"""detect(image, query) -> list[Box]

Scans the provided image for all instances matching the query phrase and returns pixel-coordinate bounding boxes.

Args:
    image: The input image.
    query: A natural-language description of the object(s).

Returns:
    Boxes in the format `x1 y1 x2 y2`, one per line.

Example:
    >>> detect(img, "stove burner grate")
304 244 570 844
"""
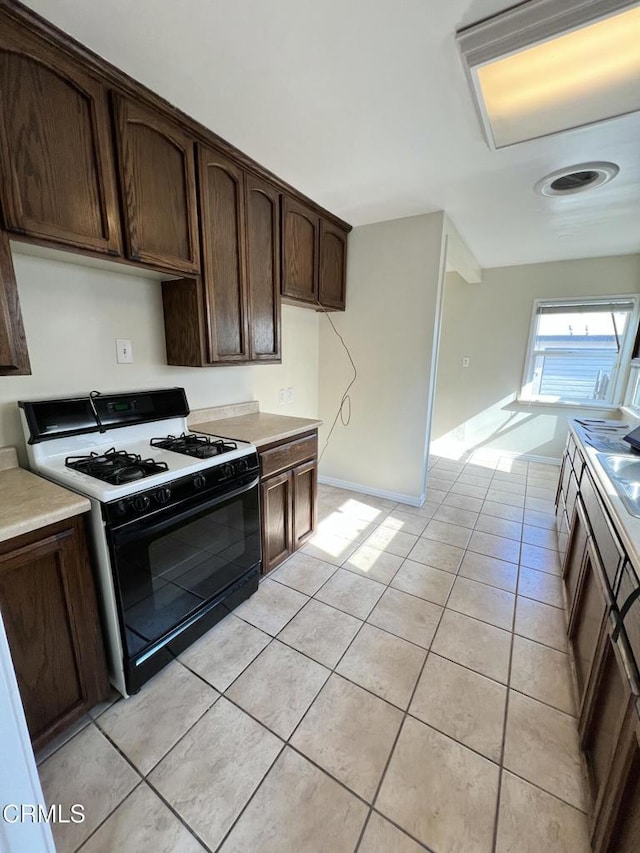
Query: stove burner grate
150 433 238 459
66 448 169 485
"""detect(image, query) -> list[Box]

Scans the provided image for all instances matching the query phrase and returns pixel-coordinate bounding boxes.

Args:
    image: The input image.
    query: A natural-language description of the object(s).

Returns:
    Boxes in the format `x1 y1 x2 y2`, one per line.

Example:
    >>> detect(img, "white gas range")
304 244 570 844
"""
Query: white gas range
19 388 261 696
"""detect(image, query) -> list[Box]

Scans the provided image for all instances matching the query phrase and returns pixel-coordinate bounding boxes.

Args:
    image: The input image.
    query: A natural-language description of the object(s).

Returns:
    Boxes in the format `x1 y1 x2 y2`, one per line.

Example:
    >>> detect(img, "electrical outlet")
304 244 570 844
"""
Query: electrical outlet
462 357 470 368
278 388 287 405
287 387 294 403
116 338 133 364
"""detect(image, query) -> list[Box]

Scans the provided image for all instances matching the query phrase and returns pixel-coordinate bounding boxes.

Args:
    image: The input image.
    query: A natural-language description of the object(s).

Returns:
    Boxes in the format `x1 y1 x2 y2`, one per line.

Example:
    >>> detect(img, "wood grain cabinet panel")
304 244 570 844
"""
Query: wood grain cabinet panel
282 196 319 304
563 497 589 622
260 470 293 574
319 219 347 310
197 145 248 362
293 459 317 549
259 431 318 573
113 96 200 273
569 540 609 709
0 517 109 751
246 174 281 361
0 230 30 375
0 20 121 254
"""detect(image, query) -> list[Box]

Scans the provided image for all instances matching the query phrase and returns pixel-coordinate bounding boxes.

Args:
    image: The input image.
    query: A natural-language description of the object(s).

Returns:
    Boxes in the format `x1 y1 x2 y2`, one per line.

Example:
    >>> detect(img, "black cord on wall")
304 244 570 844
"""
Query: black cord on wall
314 301 357 461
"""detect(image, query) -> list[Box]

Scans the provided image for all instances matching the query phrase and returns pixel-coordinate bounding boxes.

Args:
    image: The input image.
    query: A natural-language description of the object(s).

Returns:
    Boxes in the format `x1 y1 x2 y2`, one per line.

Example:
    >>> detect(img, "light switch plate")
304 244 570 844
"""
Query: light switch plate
116 338 133 364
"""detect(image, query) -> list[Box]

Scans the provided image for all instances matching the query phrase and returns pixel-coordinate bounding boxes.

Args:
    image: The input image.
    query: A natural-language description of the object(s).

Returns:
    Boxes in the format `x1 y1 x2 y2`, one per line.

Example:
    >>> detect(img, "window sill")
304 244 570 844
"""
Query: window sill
516 399 621 412
620 406 640 420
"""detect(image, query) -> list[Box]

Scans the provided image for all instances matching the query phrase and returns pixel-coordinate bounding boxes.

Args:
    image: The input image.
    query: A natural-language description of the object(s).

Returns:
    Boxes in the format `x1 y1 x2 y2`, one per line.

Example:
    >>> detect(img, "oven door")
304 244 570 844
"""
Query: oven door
107 477 260 679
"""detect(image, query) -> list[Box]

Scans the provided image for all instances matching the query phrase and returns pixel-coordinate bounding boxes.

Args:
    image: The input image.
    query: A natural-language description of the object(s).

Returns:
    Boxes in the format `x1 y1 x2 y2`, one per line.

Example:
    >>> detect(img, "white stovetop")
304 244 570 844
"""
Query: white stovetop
24 417 254 502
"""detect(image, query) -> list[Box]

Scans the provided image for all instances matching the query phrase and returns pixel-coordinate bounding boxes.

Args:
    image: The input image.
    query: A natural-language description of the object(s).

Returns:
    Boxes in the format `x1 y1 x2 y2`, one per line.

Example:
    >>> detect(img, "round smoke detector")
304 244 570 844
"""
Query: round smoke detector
535 162 619 197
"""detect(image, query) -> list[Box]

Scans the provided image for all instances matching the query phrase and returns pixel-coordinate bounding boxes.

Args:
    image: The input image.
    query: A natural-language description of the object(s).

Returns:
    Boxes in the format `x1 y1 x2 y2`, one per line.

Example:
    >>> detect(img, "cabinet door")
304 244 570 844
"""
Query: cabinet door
319 219 347 310
293 459 317 549
260 471 293 573
282 196 319 303
569 539 609 710
246 174 281 361
0 230 30 375
198 145 248 362
0 518 109 751
589 667 640 852
581 631 634 807
114 96 199 273
564 497 589 622
0 21 121 254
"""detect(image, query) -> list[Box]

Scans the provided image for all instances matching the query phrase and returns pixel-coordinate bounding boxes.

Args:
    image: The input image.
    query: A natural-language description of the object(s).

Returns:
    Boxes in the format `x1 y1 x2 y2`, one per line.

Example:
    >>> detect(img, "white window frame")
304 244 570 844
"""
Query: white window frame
519 295 640 408
623 360 640 416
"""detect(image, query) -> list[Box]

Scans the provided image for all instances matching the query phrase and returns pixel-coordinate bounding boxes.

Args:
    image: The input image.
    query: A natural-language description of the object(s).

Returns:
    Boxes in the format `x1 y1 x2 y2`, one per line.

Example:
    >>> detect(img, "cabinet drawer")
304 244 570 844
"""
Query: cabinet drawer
260 433 317 478
582 470 623 592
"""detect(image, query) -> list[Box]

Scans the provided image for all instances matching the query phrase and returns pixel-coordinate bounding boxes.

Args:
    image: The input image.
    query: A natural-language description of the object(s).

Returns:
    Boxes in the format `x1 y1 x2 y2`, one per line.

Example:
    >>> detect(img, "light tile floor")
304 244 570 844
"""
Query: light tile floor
36 454 592 852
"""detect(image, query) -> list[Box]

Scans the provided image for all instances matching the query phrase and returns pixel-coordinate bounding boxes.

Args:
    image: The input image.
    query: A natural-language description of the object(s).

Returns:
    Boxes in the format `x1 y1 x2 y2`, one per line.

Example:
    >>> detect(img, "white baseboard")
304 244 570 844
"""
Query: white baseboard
317 475 425 507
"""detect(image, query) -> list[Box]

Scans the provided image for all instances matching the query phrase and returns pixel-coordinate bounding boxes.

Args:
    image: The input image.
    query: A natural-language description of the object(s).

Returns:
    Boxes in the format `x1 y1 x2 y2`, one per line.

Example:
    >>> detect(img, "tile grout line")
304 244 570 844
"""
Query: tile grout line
55 472 560 853
353 535 467 853
490 502 525 853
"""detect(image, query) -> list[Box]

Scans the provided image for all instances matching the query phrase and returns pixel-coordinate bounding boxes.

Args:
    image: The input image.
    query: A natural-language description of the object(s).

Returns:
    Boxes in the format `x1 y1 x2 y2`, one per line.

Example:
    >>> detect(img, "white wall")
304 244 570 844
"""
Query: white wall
318 212 445 503
431 255 640 461
0 249 320 460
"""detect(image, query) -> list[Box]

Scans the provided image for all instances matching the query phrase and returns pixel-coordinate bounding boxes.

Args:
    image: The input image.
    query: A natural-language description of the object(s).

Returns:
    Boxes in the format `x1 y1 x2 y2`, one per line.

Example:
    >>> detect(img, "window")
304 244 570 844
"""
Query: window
520 297 640 406
624 363 640 414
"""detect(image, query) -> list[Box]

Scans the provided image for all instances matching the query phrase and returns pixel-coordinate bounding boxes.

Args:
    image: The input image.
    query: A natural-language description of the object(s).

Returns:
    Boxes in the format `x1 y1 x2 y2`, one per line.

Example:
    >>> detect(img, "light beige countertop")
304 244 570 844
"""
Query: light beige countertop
189 404 322 449
0 447 91 544
569 421 640 569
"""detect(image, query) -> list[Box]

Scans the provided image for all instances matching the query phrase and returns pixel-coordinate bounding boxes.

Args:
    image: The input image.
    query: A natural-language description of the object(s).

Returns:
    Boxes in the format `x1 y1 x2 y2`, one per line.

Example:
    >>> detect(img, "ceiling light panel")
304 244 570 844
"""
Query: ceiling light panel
457 0 640 148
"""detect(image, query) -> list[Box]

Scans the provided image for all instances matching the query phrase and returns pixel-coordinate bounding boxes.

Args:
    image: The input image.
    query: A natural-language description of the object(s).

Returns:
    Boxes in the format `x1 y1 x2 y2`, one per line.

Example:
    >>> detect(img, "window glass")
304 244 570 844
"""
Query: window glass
521 299 637 405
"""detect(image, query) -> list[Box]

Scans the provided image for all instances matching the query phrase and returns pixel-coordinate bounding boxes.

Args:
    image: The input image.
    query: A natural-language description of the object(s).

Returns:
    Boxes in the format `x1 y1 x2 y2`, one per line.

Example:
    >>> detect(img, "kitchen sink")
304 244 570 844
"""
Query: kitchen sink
596 453 640 516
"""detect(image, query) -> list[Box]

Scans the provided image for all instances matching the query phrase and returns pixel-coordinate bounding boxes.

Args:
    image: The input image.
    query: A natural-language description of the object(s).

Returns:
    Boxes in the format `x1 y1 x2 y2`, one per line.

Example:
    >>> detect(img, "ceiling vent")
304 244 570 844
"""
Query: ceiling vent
535 162 620 197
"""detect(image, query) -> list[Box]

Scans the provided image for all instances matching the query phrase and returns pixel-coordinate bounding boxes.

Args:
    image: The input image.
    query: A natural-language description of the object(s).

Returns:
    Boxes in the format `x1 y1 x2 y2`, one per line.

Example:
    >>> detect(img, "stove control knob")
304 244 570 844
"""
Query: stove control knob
155 487 172 505
132 494 151 512
193 474 206 490
238 458 249 473
223 462 236 479
115 500 128 516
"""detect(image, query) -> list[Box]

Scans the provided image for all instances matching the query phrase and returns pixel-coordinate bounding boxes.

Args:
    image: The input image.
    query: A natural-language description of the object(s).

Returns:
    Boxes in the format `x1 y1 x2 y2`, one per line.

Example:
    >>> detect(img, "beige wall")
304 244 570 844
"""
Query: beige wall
0 249 320 460
431 255 640 461
318 212 445 503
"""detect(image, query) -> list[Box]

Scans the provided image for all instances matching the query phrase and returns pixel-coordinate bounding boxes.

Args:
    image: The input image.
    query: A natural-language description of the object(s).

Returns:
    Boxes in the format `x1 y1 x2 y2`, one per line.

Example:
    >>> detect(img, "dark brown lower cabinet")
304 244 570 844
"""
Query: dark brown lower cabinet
582 627 640 852
260 470 293 574
563 497 589 622
0 516 109 751
293 459 317 549
568 537 609 711
259 431 318 574
559 431 640 850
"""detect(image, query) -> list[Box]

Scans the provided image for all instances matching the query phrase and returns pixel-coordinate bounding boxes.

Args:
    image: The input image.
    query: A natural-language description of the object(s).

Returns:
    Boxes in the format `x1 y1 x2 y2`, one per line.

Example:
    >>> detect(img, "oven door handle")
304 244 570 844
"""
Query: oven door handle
110 476 260 545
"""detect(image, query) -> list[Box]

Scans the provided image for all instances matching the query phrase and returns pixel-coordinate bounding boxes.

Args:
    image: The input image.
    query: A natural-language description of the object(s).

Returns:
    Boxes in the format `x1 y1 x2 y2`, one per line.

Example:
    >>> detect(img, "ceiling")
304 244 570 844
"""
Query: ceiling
22 0 640 268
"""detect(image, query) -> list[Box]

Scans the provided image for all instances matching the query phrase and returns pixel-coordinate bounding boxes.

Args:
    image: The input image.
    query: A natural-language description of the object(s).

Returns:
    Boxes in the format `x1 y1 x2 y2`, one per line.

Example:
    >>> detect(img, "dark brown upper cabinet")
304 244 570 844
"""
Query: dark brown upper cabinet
0 229 30 375
319 219 347 310
245 174 281 361
113 96 200 274
198 145 248 363
281 196 319 304
0 20 122 255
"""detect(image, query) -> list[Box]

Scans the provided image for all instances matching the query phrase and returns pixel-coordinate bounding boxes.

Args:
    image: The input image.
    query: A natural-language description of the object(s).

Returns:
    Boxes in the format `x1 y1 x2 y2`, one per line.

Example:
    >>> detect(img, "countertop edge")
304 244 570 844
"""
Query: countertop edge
0 468 91 545
191 413 322 449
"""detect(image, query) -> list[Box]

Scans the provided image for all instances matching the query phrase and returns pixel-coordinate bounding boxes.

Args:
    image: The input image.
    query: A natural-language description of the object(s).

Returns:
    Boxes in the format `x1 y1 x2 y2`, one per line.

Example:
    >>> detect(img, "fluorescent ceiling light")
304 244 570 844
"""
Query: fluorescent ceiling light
457 0 640 148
